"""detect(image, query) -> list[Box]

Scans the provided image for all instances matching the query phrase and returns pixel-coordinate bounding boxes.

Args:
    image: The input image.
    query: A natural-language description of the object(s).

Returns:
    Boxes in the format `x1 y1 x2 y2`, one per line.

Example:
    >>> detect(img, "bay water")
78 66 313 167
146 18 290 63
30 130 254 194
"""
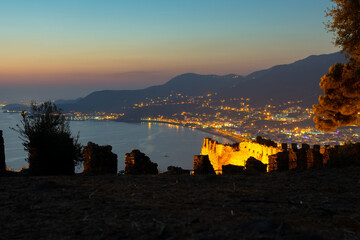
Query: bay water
0 111 231 172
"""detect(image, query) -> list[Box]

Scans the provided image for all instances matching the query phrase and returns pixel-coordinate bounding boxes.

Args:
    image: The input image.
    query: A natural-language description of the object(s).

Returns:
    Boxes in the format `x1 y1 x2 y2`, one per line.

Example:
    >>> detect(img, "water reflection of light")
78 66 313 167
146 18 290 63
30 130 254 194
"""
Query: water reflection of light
148 122 151 129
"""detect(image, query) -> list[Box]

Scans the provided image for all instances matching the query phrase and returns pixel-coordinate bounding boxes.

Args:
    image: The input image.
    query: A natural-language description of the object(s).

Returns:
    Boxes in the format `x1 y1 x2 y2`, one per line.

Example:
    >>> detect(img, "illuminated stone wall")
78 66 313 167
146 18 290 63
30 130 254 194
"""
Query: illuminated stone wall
201 138 360 173
200 138 281 172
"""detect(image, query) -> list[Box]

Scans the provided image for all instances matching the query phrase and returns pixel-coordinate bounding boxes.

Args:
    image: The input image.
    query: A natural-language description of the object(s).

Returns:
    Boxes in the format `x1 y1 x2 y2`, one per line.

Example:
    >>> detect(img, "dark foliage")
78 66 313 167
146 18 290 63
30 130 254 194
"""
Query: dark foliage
313 60 360 131
13 101 82 175
314 0 360 131
325 0 360 59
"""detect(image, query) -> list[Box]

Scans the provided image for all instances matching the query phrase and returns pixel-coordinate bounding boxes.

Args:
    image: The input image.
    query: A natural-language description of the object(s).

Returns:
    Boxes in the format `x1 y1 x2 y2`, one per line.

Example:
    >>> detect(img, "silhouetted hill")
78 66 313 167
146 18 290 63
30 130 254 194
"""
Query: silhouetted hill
61 73 245 113
159 73 245 95
54 98 82 105
60 52 346 113
228 52 346 106
2 104 29 112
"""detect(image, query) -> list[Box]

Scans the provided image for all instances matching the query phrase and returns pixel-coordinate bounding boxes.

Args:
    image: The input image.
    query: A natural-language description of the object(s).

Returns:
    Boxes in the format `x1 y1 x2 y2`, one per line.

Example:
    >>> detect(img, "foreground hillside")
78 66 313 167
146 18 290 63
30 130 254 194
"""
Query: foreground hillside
1 168 359 239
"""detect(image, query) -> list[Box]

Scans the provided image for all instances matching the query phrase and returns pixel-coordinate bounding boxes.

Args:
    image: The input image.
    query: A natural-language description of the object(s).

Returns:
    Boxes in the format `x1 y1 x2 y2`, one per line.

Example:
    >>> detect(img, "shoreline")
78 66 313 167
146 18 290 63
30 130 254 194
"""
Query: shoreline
77 117 244 144
138 119 244 144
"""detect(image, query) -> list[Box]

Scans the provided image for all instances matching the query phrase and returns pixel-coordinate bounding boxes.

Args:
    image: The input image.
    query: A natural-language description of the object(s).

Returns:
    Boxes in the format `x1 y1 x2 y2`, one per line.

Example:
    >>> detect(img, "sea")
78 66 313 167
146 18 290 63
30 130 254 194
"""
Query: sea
0 110 231 172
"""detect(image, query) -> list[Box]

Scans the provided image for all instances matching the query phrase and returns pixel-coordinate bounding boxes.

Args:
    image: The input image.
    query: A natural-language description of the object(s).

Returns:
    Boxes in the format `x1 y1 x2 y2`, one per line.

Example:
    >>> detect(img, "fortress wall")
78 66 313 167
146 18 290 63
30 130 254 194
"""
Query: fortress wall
201 138 281 172
201 138 360 173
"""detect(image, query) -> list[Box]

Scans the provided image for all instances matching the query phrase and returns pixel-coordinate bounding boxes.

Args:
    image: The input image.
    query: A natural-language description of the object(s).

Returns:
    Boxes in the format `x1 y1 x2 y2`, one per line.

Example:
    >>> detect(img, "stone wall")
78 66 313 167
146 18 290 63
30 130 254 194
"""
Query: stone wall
200 138 360 173
125 149 158 175
322 143 360 167
201 138 280 172
193 155 216 175
83 142 118 175
268 143 358 171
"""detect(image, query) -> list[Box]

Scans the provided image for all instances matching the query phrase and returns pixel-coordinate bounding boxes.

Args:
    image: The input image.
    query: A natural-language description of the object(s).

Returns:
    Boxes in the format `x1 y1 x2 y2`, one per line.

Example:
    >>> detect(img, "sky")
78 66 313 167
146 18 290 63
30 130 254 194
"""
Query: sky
0 0 338 103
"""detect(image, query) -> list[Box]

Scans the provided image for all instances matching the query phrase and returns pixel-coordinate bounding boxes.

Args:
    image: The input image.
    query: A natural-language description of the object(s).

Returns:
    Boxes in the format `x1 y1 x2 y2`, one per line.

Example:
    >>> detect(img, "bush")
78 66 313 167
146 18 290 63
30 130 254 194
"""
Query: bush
13 101 82 175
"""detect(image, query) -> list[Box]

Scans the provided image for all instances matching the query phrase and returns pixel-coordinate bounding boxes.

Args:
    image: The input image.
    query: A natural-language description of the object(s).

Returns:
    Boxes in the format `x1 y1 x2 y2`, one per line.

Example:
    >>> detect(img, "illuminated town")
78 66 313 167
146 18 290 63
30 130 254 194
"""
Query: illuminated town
56 93 360 146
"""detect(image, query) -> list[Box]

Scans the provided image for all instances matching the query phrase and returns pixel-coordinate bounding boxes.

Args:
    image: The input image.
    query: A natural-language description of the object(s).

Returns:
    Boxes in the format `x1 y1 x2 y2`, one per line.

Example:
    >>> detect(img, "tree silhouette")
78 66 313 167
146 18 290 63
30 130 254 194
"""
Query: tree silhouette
325 0 360 59
13 101 82 175
313 0 360 131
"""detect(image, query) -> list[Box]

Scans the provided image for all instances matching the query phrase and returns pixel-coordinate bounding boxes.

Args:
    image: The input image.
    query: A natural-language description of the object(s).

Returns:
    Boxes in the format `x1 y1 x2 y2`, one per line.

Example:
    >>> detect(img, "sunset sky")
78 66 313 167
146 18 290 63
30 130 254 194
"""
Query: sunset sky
0 0 338 102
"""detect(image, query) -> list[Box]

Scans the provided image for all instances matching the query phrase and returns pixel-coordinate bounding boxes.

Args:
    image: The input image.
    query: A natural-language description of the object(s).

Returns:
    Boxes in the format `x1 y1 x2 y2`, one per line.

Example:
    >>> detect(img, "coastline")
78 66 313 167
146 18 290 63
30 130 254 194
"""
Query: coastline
193 126 242 143
139 119 244 144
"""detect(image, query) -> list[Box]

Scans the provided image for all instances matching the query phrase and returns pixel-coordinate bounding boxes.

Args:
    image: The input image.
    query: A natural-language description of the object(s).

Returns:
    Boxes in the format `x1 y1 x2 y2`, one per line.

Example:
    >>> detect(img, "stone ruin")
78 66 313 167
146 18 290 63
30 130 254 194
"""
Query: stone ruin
124 149 158 175
194 155 267 174
322 143 360 167
193 155 216 175
245 157 267 173
268 143 360 172
198 137 360 174
83 142 118 175
268 143 324 172
0 130 6 172
201 138 280 173
267 143 290 172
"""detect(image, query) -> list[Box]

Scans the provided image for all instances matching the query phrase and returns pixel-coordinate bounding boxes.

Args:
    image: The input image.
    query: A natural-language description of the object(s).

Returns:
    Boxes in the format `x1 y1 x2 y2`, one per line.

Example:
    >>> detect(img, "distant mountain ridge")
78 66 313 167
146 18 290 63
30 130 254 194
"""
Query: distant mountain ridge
58 52 346 113
228 52 347 105
59 73 246 113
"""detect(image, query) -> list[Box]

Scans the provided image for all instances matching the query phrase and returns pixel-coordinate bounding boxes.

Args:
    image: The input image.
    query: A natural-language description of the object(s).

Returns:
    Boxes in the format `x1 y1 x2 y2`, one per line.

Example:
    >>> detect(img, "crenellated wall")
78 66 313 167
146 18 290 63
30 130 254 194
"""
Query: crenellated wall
201 138 360 174
201 138 281 172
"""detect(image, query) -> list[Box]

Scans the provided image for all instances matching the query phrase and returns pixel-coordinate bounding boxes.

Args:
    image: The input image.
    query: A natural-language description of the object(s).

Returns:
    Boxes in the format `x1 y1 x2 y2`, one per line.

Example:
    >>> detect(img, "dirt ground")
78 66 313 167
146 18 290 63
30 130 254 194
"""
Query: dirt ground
0 167 359 240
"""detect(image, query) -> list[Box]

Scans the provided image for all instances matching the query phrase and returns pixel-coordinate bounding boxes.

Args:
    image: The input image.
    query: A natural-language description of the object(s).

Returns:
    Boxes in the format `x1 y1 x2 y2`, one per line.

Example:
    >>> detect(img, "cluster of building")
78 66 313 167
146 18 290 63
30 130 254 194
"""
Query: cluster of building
65 112 124 121
57 92 360 146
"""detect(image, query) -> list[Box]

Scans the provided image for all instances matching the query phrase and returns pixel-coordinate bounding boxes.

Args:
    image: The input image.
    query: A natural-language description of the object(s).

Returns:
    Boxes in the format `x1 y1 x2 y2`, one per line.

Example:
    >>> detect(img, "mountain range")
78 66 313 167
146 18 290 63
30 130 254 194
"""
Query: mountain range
225 52 346 106
56 52 346 114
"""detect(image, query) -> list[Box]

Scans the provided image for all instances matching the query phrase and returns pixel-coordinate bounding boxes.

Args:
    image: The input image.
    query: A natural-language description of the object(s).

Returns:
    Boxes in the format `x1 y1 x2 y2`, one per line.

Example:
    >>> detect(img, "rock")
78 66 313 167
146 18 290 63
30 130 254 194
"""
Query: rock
125 149 158 175
83 142 118 175
193 155 216 175
245 157 267 173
